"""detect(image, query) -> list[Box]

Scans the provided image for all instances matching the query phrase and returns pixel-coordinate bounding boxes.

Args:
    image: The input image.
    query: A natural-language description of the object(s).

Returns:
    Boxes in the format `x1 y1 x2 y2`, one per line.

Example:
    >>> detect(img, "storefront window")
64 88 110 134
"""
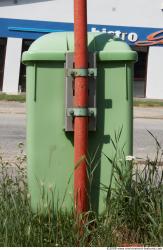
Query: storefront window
19 39 33 92
0 38 7 91
133 46 148 98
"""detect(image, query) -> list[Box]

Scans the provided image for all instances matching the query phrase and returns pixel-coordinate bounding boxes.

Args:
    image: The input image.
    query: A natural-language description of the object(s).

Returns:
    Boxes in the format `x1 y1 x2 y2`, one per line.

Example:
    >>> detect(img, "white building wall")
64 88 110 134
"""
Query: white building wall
146 47 163 99
0 0 163 29
2 37 22 94
0 0 163 97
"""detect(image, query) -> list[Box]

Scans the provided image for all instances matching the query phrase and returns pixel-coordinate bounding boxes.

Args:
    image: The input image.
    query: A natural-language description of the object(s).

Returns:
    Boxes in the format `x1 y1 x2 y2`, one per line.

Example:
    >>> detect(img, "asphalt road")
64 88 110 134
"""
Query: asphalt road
134 118 163 159
0 113 26 161
0 102 163 161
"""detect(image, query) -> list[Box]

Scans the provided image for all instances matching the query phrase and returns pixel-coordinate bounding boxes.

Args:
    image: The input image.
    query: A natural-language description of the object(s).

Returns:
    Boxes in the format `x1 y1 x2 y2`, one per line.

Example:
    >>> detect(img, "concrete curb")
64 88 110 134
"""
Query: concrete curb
0 110 26 114
134 106 163 120
134 116 163 120
0 101 26 114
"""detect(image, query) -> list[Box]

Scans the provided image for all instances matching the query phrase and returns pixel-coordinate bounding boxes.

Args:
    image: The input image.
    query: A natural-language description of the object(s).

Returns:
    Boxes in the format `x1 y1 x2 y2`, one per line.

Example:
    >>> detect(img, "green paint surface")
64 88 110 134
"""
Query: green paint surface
22 32 137 213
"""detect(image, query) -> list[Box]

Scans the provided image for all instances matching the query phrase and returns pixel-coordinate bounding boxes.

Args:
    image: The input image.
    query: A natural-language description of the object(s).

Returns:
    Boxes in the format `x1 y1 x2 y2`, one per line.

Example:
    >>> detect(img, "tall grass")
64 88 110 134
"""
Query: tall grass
0 136 162 247
103 131 163 246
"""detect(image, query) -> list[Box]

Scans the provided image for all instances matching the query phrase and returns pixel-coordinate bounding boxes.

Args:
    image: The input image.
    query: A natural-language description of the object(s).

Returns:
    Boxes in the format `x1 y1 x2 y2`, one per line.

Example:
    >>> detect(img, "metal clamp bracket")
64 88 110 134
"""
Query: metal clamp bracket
67 108 96 117
65 52 97 131
66 68 97 77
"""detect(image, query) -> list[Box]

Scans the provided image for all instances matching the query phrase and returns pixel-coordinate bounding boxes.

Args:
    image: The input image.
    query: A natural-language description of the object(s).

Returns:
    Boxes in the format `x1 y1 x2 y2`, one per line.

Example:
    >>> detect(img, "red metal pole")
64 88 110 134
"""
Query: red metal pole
74 0 88 214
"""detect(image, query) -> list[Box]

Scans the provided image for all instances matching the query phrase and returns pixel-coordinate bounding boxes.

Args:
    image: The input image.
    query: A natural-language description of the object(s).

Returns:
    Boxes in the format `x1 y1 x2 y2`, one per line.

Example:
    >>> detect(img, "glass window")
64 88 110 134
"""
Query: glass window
0 38 7 91
132 46 148 98
19 39 33 92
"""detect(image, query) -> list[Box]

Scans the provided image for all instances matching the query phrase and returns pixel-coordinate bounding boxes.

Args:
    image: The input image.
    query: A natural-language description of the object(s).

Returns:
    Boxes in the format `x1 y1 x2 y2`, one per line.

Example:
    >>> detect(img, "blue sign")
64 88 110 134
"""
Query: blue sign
0 18 163 46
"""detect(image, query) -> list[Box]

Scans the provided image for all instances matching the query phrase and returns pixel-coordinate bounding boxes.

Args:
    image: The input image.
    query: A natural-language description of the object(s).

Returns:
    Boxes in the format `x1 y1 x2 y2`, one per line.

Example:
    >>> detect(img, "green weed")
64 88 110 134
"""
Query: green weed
0 135 162 246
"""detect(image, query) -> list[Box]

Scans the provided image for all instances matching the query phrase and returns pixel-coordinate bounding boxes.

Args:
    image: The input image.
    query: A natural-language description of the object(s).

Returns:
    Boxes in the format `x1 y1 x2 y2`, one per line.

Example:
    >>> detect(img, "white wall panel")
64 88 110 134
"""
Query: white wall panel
3 37 22 94
0 0 163 28
146 46 163 99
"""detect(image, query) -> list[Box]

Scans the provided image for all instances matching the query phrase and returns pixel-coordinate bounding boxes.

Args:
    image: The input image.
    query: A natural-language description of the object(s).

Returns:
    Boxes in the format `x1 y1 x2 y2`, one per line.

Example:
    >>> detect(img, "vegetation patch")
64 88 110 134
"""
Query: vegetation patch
0 136 162 247
0 93 163 107
0 93 26 103
134 98 163 107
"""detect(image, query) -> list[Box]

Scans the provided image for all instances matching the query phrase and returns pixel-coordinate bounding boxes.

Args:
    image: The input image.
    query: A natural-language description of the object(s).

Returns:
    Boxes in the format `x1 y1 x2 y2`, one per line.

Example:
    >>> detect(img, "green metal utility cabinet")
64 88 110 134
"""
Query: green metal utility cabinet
22 32 137 214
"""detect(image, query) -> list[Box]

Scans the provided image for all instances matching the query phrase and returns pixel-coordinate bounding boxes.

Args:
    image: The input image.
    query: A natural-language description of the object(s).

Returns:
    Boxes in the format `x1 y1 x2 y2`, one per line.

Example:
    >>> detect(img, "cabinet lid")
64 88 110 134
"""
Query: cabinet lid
22 32 137 64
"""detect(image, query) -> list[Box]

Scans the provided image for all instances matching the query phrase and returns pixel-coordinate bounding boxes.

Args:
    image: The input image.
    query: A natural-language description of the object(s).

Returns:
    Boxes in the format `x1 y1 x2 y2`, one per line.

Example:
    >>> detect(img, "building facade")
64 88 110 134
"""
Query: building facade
0 0 163 98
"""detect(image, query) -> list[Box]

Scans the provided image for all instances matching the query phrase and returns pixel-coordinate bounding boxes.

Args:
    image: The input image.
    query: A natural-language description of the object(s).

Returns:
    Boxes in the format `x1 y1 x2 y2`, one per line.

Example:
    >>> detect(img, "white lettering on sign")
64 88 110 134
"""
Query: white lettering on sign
91 27 139 43
91 27 100 32
128 32 138 42
108 31 115 36
102 28 107 33
114 30 121 38
121 32 127 41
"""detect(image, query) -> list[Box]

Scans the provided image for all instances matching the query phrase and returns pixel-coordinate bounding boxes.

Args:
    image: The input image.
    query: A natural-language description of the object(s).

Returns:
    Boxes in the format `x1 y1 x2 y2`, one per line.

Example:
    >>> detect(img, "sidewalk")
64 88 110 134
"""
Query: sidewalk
0 101 163 119
0 101 26 114
134 106 163 119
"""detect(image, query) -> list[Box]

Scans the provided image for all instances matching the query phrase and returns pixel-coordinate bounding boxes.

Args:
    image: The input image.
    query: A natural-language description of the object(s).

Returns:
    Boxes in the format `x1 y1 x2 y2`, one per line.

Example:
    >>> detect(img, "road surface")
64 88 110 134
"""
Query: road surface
0 101 163 161
134 118 163 159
